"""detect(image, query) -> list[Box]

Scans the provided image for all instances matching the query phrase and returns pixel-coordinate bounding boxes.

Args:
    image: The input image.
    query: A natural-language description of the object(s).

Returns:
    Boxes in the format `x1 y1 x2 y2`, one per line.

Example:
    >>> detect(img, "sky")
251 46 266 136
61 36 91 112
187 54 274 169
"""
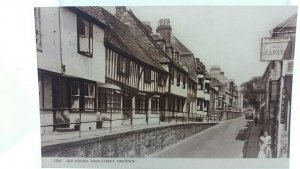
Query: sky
103 6 297 86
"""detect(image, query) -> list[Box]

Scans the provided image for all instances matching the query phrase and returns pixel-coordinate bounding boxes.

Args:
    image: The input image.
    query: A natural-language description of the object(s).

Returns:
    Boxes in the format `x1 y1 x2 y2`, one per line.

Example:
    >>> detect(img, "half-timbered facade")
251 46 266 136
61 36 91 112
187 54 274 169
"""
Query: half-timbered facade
98 7 168 125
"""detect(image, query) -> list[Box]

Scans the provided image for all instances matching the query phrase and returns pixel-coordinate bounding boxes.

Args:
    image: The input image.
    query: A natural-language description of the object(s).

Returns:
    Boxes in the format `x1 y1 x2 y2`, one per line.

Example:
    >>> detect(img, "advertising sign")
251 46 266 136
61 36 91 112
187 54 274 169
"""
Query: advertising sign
261 37 292 61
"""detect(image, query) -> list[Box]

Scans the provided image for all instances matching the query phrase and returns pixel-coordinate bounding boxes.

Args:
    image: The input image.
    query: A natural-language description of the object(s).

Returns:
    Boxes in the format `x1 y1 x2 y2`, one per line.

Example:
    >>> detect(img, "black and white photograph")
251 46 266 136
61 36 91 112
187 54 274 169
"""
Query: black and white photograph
35 5 297 160
1 2 298 169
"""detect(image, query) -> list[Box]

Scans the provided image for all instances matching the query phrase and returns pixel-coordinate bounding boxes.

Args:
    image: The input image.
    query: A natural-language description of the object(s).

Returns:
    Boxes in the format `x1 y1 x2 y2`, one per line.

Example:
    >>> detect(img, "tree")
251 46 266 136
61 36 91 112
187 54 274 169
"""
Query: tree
240 76 262 110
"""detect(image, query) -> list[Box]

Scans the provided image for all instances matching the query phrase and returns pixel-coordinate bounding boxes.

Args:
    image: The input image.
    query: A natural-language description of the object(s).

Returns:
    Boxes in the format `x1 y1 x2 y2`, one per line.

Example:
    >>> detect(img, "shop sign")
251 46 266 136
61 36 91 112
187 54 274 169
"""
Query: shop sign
261 37 292 61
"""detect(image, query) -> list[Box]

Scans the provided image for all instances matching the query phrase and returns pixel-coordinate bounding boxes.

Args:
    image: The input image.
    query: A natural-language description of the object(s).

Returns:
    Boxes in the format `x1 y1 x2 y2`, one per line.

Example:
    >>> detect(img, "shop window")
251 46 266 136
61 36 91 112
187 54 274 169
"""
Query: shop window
77 16 93 57
118 56 130 75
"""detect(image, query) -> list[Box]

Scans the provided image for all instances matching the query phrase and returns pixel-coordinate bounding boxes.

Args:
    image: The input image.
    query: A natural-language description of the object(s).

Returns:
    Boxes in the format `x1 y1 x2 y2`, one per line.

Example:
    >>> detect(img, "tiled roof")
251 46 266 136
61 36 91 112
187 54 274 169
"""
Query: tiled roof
76 7 107 26
171 36 197 81
178 54 197 82
195 58 206 73
77 7 167 72
171 37 193 55
127 10 189 74
275 13 297 29
125 10 170 63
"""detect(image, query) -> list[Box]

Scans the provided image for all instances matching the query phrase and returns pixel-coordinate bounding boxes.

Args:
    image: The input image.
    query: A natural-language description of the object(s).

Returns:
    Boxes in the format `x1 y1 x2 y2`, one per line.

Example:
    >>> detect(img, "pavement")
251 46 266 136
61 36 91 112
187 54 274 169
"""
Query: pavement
243 121 262 158
149 116 248 158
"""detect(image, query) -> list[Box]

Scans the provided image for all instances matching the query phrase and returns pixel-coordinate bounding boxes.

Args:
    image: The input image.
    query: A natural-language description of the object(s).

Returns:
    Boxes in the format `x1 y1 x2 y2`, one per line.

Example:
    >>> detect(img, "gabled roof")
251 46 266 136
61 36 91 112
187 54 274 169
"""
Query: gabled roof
171 37 193 55
125 10 170 63
194 58 206 74
75 7 107 27
126 9 189 74
77 7 167 73
275 13 297 29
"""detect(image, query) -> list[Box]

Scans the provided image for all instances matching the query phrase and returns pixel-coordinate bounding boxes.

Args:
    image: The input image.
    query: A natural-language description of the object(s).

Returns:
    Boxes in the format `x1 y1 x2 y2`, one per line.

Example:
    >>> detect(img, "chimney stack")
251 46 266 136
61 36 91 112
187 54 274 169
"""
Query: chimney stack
156 18 172 43
115 6 127 20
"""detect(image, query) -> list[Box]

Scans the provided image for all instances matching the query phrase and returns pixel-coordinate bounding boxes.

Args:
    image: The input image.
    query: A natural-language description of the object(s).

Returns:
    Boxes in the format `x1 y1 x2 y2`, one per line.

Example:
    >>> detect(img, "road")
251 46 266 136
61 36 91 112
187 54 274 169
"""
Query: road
149 116 248 158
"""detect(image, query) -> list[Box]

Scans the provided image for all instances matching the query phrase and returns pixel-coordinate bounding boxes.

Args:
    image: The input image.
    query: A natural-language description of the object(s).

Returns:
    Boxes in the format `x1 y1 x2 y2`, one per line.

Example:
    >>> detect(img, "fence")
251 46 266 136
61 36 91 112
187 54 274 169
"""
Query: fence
40 108 224 136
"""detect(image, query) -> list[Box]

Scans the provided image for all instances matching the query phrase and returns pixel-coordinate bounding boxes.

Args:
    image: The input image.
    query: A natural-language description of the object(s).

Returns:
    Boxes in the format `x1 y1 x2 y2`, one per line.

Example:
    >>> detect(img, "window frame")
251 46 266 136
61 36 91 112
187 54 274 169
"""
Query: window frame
117 56 130 76
144 68 152 83
176 71 180 86
77 15 93 57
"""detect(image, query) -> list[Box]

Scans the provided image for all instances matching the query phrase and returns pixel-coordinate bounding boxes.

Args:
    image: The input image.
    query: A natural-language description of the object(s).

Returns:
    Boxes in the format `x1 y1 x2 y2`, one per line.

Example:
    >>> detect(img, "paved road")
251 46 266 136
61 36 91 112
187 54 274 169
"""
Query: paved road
150 116 248 158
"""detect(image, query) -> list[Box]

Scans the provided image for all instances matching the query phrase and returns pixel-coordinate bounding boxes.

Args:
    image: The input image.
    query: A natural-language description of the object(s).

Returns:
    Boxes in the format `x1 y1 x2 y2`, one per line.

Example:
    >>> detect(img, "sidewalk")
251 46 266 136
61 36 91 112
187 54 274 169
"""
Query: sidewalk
244 121 262 158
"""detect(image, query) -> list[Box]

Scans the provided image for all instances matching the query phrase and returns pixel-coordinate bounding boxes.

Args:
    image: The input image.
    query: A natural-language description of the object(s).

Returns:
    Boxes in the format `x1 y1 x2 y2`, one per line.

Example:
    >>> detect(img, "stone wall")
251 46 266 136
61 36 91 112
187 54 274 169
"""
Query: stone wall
222 111 242 120
42 123 217 158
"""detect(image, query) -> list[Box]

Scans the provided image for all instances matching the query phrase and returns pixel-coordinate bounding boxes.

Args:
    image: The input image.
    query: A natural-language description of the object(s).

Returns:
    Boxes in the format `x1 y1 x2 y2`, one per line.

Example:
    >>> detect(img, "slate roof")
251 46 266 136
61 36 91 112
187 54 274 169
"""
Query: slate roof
76 7 167 73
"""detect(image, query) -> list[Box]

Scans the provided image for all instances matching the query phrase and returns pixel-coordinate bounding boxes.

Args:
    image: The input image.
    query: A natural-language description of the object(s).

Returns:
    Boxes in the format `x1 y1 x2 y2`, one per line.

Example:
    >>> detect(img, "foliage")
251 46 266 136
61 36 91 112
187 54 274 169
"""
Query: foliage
240 76 262 110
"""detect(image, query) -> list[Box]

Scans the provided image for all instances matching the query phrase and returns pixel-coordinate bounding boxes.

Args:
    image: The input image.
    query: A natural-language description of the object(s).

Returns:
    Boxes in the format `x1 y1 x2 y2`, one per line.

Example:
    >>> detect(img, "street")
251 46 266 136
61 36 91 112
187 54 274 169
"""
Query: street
150 116 248 158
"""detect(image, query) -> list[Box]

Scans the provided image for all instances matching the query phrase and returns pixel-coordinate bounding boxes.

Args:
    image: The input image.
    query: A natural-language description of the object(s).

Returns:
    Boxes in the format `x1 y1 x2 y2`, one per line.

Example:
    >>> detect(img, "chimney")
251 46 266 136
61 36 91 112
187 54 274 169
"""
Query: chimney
156 18 172 43
115 6 127 20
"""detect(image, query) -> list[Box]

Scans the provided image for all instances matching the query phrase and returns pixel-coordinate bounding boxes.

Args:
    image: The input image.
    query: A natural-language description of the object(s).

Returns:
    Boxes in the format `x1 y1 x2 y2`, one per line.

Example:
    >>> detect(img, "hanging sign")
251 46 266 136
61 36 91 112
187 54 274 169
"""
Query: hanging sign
261 37 292 61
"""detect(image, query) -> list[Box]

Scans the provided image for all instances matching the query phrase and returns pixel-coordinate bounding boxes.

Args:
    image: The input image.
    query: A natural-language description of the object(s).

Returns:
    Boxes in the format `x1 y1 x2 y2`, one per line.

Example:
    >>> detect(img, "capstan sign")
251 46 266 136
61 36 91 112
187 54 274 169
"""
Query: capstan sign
260 37 292 61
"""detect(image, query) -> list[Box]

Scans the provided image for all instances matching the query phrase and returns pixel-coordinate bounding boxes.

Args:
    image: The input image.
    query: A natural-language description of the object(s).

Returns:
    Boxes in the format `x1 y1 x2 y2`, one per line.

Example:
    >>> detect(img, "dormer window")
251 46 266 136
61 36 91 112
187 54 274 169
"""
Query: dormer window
77 16 93 57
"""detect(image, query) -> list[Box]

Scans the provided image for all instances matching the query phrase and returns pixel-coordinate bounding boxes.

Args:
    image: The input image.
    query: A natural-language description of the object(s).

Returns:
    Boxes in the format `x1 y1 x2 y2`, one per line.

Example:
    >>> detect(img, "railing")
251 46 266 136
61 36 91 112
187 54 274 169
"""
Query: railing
40 108 222 137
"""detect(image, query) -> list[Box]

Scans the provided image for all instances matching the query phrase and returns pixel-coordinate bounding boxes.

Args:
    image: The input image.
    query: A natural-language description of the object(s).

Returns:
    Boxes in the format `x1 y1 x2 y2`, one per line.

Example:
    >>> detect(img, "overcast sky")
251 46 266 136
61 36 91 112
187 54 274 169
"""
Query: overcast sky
104 6 297 86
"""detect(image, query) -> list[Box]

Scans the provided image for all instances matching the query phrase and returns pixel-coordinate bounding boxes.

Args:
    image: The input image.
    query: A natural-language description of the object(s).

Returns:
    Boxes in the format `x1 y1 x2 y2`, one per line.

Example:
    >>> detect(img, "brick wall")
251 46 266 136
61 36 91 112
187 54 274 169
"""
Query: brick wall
42 123 217 157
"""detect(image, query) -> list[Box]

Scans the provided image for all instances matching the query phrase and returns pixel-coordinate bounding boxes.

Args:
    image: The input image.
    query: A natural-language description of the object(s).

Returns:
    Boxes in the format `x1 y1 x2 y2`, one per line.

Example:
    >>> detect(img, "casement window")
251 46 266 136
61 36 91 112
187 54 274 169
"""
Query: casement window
136 95 146 114
158 74 164 86
84 83 95 110
117 56 130 75
204 101 208 112
205 83 210 93
99 88 121 113
177 71 180 86
197 99 203 111
70 81 80 109
144 68 152 83
151 97 160 114
182 76 186 89
34 7 42 51
198 78 203 90
170 68 174 84
77 16 93 57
